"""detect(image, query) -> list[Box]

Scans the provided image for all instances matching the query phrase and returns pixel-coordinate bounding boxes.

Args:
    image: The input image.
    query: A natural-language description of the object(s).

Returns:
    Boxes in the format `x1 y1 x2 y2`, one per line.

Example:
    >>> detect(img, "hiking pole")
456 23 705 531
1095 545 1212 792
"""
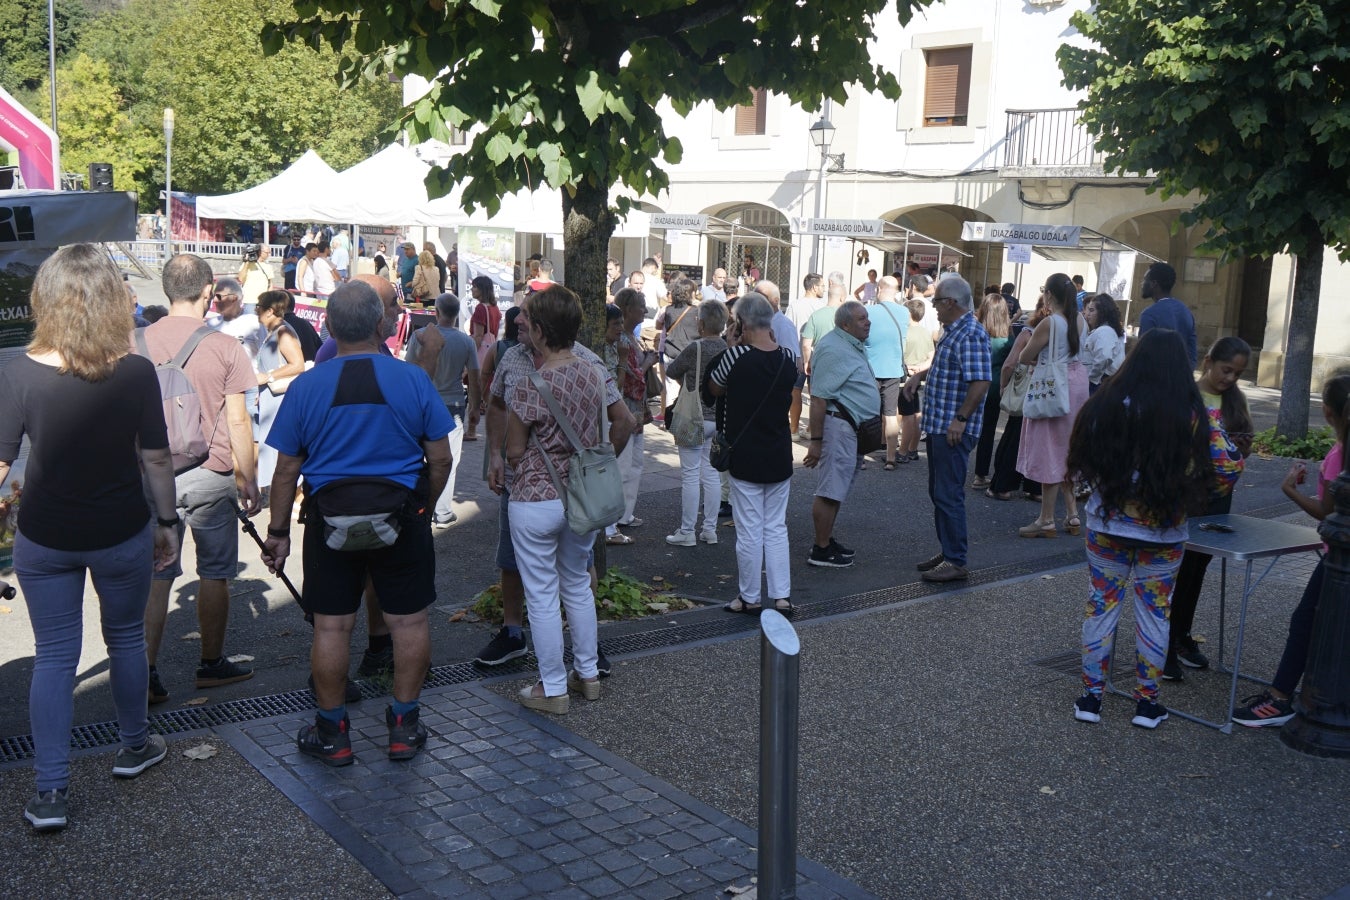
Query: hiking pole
233 501 308 622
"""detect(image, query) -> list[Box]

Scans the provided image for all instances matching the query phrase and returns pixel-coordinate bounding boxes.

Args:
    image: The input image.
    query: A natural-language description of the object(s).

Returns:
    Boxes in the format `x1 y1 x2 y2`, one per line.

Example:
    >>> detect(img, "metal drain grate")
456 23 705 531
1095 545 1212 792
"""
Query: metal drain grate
0 547 1096 764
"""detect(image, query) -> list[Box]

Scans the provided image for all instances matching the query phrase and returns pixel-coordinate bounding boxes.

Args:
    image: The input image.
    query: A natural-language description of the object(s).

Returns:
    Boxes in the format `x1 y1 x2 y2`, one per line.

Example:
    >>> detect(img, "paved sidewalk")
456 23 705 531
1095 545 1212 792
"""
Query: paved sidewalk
223 685 866 899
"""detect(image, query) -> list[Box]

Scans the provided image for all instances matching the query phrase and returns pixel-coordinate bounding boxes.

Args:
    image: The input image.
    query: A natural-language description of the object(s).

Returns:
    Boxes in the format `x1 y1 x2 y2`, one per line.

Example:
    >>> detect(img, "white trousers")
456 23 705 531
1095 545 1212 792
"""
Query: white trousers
729 476 792 604
508 499 598 695
676 421 720 534
432 409 466 521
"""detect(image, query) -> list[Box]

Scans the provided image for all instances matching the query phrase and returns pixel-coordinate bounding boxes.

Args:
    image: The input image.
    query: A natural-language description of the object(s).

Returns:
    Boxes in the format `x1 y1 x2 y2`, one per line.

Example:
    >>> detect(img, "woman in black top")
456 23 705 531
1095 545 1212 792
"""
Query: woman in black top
707 292 796 615
0 244 180 832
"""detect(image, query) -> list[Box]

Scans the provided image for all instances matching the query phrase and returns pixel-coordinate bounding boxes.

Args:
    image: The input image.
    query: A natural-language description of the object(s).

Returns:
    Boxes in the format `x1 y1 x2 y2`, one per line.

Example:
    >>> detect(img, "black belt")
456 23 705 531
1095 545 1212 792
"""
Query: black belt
826 409 851 422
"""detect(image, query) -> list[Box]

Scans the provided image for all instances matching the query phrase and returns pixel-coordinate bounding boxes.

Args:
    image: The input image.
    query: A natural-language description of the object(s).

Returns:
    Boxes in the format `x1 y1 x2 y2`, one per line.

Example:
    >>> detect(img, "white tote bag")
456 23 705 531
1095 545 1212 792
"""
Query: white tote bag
670 340 706 448
1023 316 1070 419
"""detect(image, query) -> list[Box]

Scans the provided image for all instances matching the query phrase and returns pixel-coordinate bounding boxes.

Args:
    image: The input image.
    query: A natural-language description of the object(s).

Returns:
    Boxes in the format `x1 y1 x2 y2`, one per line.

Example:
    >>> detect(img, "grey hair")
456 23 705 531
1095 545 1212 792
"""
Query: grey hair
753 279 781 307
835 300 865 328
937 274 975 311
698 298 728 334
735 292 775 331
538 258 554 275
826 270 847 300
435 292 460 320
213 276 242 297
326 281 383 342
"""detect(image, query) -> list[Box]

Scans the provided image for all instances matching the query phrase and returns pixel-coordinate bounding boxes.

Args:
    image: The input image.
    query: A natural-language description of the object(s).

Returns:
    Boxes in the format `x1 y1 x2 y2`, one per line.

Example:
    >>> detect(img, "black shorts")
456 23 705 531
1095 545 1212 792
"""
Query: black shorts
794 371 807 390
301 506 436 617
877 378 904 417
897 386 921 417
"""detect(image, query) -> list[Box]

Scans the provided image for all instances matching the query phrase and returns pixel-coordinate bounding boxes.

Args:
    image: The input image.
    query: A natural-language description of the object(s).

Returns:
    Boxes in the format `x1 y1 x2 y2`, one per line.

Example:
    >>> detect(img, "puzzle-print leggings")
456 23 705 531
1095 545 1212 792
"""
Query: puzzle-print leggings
1081 530 1184 702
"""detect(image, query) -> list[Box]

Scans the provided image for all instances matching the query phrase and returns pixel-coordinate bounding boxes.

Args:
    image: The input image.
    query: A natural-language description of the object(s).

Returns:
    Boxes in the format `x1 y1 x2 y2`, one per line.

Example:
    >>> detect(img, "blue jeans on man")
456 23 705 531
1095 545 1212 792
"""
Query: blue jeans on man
926 432 977 567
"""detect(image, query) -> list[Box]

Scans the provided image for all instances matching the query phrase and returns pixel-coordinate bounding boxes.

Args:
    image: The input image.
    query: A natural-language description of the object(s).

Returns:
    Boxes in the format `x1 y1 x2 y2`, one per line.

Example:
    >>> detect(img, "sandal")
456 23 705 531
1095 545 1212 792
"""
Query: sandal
605 533 635 546
770 598 795 618
1064 515 1083 536
725 597 762 615
1018 520 1058 539
971 476 990 489
984 489 1014 501
883 462 897 471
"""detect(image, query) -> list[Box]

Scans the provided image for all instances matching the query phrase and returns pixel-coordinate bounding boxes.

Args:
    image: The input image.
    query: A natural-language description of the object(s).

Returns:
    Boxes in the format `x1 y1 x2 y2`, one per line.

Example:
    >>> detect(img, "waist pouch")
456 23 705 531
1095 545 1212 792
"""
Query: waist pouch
308 476 425 552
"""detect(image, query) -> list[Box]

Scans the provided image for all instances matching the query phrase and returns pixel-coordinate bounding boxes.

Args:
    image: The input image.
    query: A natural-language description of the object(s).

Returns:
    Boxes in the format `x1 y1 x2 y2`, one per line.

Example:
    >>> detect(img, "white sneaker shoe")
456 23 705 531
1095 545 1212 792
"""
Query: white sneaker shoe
665 530 696 547
699 530 718 545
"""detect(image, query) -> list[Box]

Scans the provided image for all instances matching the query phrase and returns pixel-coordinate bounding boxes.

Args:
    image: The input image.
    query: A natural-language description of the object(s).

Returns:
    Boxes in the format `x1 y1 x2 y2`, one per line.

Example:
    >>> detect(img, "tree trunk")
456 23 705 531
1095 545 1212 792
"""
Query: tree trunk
560 182 618 574
561 183 617 351
1277 232 1324 439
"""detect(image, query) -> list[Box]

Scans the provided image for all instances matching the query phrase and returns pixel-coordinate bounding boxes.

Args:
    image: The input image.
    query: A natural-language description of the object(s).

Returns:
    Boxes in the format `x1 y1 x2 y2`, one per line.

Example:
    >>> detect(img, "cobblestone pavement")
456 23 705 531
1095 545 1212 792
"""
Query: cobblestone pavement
223 684 872 899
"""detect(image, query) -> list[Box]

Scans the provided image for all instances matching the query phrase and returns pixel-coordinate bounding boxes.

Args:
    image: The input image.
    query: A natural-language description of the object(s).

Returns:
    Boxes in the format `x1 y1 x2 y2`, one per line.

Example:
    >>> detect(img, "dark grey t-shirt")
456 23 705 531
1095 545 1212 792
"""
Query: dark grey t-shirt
404 325 479 406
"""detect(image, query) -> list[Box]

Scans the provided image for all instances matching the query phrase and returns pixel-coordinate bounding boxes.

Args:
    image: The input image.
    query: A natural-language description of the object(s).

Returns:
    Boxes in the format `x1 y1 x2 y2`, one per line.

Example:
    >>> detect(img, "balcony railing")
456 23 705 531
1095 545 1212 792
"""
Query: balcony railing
1003 108 1107 170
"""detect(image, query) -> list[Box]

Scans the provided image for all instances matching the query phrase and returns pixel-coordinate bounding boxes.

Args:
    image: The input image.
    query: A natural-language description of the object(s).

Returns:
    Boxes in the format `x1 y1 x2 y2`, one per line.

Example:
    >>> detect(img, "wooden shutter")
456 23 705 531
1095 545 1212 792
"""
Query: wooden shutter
734 88 767 135
923 47 972 126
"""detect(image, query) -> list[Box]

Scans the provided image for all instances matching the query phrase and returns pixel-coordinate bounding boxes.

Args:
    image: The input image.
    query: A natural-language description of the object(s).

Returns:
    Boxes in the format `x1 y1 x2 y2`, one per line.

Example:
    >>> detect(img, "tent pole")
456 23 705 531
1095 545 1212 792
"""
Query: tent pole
353 224 361 280
981 242 989 293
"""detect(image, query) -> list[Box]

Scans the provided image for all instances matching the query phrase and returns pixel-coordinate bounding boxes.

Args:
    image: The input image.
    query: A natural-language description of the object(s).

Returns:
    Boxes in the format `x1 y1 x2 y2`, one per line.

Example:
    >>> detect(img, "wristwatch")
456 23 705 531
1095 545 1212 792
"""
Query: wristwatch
954 414 968 423
157 515 181 528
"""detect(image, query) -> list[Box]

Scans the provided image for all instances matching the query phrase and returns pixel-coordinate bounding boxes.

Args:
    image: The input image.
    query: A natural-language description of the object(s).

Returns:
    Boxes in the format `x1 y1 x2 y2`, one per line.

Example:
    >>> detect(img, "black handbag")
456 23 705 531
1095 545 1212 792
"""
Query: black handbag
838 405 885 456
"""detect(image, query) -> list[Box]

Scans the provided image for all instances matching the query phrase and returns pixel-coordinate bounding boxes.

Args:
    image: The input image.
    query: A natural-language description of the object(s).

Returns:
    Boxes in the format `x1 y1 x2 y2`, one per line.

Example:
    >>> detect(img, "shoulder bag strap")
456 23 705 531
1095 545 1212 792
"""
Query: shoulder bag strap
171 325 216 369
876 301 906 363
527 368 589 453
726 350 788 450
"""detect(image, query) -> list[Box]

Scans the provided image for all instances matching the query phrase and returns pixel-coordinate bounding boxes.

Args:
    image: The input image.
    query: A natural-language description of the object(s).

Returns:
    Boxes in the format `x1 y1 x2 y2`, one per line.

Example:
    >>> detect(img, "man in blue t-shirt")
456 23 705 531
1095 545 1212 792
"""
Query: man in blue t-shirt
261 280 453 767
1138 262 1198 370
865 276 909 469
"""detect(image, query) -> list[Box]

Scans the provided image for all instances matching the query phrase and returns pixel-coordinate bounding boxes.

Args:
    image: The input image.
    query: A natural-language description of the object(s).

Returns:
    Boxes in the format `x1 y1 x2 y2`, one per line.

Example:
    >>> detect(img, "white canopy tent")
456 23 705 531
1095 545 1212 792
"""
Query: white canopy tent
194 150 339 221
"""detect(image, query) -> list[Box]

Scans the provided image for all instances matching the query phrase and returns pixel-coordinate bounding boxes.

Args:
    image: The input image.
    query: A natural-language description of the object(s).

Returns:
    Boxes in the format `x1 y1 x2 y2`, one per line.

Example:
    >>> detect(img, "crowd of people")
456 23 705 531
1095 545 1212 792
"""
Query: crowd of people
1 239 1343 833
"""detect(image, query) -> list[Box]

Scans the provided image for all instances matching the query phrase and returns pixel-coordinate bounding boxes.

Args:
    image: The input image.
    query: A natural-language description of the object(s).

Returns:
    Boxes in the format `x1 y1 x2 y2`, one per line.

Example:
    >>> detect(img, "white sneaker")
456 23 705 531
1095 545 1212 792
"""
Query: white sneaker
665 530 696 547
699 530 718 545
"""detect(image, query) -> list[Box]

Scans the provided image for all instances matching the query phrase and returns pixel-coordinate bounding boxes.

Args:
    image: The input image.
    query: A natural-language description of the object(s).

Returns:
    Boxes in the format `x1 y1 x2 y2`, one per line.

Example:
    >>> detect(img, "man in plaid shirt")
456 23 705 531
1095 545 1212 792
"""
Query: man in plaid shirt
901 275 991 582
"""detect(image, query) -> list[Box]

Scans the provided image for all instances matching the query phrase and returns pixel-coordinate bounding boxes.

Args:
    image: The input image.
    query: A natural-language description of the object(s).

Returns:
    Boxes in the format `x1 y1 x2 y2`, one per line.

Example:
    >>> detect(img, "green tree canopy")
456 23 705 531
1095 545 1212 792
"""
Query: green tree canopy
265 0 933 341
36 53 159 192
70 0 401 205
0 0 85 92
1059 1 1350 436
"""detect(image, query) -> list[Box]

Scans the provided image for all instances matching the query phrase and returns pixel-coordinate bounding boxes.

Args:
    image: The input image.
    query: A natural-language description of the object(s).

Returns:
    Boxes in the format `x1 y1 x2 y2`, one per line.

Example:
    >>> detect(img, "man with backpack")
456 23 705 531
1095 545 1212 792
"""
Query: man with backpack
138 254 261 705
260 280 453 765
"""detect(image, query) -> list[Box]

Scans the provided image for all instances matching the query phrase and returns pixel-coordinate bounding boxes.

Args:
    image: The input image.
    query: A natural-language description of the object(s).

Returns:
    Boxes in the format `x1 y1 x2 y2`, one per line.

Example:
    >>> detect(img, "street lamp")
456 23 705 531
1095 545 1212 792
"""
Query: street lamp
808 115 836 273
163 108 174 265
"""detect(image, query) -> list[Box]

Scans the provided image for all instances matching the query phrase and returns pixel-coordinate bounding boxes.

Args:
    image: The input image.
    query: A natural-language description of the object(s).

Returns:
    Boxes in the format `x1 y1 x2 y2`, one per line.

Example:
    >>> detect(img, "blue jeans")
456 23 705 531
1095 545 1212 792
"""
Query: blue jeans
16 524 154 791
926 432 977 567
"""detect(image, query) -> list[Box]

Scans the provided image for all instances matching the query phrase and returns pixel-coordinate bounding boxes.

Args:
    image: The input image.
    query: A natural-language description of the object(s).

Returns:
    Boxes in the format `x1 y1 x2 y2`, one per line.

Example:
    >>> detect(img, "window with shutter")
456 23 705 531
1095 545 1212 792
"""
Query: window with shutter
923 47 972 127
734 88 767 135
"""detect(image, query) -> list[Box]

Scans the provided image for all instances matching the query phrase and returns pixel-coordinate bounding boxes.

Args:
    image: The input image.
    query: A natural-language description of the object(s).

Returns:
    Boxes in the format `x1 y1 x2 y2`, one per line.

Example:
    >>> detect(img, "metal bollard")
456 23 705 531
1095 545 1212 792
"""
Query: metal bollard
758 609 800 899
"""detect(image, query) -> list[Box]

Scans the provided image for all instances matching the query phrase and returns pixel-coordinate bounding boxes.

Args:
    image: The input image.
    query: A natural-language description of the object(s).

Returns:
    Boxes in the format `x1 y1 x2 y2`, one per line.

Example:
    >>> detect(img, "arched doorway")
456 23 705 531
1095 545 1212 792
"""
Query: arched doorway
882 205 996 289
703 202 793 290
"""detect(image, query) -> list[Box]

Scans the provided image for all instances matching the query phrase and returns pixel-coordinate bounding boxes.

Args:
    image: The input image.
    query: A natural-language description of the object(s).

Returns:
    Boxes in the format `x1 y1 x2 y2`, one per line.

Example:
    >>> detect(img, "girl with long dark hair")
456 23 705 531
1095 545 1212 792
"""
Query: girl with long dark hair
1067 329 1237 728
1081 293 1125 394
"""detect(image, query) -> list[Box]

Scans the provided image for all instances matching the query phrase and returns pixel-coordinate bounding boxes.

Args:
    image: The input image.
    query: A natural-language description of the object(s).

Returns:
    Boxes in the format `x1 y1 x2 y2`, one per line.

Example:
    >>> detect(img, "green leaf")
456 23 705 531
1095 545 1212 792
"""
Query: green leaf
484 132 513 165
575 71 605 123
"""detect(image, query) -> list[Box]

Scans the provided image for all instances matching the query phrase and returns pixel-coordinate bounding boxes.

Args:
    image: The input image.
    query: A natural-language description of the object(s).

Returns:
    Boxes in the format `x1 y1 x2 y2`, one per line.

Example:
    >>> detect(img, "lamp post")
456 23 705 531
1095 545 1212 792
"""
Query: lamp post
163 108 174 265
808 115 836 275
47 0 57 135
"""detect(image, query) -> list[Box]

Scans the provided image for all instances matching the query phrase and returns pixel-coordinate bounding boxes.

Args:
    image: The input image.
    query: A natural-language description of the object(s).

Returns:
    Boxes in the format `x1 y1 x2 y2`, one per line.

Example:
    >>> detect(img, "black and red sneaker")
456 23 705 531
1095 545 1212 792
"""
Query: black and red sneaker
297 713 353 767
386 705 428 761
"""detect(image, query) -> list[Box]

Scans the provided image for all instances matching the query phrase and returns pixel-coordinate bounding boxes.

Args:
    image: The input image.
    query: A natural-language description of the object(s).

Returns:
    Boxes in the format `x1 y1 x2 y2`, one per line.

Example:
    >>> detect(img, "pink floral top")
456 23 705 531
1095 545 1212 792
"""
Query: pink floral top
509 358 605 503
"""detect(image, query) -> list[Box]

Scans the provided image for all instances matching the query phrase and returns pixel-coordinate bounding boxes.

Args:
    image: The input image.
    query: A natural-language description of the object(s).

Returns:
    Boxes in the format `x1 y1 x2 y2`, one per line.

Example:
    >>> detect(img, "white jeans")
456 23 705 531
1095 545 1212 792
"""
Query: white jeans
508 499 598 696
432 408 466 521
676 421 719 534
729 476 792 604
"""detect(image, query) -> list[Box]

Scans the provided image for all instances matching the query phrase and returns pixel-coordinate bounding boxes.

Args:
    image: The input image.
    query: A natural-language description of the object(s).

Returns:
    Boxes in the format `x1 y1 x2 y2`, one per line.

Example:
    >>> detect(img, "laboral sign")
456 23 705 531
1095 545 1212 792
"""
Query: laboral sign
961 222 1082 247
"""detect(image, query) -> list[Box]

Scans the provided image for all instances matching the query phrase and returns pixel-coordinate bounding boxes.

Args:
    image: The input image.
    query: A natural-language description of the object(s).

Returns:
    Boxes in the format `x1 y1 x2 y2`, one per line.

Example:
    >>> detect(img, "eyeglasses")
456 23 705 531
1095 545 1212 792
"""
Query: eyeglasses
933 295 954 305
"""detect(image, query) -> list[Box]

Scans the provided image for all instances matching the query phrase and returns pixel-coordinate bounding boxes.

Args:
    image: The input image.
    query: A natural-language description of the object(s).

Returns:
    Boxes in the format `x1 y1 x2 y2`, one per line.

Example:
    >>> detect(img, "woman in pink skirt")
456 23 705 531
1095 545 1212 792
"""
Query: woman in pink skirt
1015 273 1089 538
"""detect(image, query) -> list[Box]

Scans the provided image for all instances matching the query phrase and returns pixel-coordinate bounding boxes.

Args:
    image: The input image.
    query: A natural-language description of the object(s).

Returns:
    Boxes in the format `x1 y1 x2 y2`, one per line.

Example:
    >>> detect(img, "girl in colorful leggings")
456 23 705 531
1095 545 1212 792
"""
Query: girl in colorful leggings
1066 330 1237 728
